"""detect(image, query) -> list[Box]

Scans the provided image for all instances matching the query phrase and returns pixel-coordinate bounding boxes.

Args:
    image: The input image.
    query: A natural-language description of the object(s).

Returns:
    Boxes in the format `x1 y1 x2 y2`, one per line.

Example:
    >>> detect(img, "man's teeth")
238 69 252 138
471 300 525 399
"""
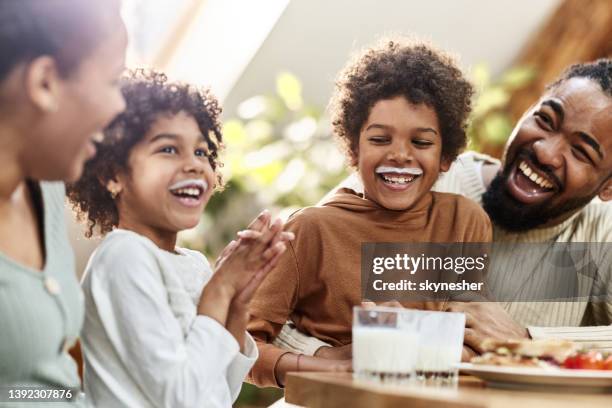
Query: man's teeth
381 174 415 184
518 161 554 189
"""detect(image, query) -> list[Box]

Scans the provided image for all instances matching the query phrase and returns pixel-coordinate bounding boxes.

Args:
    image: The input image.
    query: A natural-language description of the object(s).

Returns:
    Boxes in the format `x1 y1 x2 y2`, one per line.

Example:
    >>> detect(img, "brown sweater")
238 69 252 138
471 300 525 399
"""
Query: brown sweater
247 189 492 387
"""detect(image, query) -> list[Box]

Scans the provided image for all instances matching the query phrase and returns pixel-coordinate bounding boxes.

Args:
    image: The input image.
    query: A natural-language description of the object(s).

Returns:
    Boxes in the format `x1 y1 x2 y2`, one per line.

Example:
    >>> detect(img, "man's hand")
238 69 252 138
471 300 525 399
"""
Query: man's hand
446 302 529 354
461 345 478 362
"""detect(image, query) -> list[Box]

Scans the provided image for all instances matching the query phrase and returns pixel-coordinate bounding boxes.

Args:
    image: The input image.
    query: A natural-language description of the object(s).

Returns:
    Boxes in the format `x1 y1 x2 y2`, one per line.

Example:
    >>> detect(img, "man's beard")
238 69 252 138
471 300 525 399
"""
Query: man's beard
482 164 596 233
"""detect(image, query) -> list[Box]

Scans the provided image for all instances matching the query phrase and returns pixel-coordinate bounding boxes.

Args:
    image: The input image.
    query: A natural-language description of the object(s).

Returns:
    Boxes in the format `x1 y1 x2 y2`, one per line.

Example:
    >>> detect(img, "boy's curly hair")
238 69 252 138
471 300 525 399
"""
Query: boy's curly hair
329 38 474 167
67 69 224 237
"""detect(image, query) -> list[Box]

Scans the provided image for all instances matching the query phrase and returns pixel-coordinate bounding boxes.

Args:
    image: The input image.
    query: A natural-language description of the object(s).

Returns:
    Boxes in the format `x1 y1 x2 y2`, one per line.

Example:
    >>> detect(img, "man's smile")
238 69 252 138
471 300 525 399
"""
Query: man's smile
505 152 561 205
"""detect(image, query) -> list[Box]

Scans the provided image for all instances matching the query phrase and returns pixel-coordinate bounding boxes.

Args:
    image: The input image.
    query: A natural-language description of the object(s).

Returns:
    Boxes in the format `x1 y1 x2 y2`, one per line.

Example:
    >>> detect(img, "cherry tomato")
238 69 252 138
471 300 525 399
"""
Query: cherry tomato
563 351 604 370
563 355 580 369
603 355 612 370
577 351 603 370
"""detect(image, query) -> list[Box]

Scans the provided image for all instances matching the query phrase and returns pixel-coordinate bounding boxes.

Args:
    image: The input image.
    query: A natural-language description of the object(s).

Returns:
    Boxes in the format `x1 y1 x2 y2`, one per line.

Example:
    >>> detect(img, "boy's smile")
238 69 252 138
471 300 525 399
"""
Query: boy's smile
358 96 449 211
375 165 423 191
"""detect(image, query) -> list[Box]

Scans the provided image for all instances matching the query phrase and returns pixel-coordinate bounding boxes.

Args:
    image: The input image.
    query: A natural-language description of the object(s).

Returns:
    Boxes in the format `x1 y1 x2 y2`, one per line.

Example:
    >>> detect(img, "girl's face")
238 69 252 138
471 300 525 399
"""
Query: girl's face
21 16 127 182
357 96 449 211
114 111 216 236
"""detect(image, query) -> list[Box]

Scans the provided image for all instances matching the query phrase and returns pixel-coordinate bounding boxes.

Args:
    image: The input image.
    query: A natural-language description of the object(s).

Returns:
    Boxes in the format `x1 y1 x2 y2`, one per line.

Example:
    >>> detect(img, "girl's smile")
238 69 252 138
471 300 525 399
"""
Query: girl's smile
168 178 209 208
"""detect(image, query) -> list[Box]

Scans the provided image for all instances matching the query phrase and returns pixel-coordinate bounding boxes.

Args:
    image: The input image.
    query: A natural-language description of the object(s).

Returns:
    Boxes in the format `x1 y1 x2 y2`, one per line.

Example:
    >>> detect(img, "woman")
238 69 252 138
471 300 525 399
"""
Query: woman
0 0 126 405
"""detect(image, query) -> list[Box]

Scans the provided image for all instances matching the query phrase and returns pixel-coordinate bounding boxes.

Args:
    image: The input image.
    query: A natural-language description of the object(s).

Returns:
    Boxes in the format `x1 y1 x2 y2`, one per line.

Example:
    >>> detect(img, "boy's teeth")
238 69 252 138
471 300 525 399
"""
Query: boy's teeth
381 174 415 184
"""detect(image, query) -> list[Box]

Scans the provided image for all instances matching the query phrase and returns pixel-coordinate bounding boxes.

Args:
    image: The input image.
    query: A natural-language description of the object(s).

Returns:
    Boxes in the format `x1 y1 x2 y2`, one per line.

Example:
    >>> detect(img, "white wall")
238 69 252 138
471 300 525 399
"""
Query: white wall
222 0 560 118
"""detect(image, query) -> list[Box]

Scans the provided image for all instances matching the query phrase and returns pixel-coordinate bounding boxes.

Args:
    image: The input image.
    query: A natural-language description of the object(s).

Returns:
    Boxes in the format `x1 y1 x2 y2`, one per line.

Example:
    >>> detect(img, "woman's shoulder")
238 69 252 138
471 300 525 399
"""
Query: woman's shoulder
39 180 66 200
39 181 68 229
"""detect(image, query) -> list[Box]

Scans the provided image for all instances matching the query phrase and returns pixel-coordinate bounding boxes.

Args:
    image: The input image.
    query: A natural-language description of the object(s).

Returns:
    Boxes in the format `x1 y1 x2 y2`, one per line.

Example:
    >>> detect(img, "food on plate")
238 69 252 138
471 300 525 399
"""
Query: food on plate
471 338 612 370
562 351 612 370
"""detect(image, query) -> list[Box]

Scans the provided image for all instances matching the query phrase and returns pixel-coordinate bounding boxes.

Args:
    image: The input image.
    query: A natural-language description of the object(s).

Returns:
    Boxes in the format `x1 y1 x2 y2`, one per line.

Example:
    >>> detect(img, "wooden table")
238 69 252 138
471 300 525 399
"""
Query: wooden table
285 372 612 408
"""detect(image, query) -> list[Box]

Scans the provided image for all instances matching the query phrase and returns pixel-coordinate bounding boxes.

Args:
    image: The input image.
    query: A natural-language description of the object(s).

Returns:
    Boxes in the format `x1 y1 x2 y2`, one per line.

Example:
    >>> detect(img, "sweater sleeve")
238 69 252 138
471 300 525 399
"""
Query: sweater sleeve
226 332 258 400
89 237 240 407
527 325 612 352
274 322 331 356
247 241 301 387
527 253 612 348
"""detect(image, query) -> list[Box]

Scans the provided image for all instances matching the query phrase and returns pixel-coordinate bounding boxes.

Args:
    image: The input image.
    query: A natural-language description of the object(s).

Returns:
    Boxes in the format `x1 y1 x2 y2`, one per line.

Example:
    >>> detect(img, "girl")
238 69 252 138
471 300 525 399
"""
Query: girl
67 69 293 407
0 1 126 405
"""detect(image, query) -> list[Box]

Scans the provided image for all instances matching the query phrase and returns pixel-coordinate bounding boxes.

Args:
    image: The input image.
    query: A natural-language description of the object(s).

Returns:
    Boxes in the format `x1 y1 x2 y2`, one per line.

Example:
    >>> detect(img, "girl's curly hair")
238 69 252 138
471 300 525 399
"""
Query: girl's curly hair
329 37 474 167
67 69 224 237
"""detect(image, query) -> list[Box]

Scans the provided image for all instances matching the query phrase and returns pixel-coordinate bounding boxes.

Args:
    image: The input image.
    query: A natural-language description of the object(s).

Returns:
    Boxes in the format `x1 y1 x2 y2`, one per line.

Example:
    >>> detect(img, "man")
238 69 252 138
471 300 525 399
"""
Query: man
279 58 612 360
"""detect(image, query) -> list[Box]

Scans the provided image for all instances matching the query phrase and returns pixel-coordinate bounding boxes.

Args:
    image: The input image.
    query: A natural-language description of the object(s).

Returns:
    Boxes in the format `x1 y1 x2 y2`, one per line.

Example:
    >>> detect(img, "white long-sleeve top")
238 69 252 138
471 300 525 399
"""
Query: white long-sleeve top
80 229 257 408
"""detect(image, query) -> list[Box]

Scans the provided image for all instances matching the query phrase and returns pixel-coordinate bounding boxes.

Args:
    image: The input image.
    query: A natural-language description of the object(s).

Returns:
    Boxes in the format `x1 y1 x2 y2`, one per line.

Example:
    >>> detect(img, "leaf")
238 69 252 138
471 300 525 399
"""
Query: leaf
471 63 491 89
283 116 317 143
473 87 509 117
245 119 273 143
222 120 247 147
500 66 536 90
276 71 303 111
482 113 513 144
250 161 284 186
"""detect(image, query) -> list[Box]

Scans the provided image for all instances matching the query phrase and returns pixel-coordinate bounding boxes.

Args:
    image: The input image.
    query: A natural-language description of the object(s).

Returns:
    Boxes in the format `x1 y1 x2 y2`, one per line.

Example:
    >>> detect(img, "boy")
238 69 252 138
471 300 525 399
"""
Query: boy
247 39 492 388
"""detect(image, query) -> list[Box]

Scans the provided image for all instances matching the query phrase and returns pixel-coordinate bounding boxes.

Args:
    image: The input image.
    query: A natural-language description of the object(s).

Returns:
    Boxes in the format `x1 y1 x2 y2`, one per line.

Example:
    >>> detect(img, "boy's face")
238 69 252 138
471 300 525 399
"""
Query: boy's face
115 111 216 235
357 96 449 211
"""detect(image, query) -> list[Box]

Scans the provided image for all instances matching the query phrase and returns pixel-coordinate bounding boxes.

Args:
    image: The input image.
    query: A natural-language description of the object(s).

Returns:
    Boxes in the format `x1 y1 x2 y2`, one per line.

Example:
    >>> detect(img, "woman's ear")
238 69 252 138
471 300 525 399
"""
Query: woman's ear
598 178 612 202
25 56 62 113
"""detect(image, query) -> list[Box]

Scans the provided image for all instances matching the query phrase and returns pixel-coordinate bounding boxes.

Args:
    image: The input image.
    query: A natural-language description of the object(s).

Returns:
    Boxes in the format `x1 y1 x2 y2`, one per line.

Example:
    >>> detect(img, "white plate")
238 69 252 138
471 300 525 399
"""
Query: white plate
458 363 612 392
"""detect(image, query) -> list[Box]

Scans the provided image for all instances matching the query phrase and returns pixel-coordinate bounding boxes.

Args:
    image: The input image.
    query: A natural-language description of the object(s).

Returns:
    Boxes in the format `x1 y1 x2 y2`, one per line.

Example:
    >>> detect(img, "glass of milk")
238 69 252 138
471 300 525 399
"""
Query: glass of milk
414 311 465 385
352 306 420 384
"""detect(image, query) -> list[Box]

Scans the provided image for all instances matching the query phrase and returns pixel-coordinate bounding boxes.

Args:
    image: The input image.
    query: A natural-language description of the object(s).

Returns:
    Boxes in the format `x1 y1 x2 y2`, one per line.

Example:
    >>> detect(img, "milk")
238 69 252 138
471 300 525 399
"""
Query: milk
352 327 419 378
416 344 462 372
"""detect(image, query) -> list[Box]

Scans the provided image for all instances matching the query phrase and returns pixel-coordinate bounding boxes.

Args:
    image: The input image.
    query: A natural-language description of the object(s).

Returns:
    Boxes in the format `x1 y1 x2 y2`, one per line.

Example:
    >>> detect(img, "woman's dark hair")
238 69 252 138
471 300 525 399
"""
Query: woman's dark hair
0 0 119 81
329 38 474 167
67 69 224 237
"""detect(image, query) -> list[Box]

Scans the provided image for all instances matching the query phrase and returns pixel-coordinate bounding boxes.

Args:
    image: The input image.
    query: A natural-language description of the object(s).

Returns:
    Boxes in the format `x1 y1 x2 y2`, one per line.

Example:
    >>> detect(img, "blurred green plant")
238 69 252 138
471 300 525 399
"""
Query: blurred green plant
467 64 536 154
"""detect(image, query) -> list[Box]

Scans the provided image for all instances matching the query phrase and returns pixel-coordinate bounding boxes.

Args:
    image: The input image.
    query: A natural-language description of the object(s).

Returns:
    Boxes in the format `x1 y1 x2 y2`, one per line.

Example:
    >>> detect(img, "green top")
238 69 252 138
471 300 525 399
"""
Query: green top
0 182 84 406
